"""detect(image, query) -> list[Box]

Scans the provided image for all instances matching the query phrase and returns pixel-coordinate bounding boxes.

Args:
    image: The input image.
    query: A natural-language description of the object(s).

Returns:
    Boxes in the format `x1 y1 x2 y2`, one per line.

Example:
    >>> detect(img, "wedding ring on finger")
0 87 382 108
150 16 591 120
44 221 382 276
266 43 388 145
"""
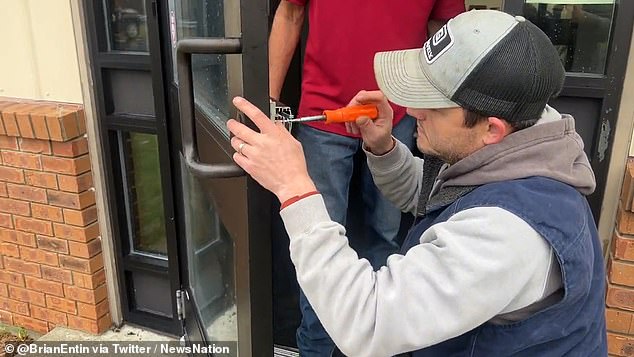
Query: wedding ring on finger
238 142 247 156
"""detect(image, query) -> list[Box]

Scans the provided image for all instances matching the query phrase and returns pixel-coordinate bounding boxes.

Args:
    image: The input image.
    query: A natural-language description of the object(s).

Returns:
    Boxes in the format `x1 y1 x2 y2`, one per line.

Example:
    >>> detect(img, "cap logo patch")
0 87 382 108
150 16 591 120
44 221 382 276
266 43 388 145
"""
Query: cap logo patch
424 24 454 64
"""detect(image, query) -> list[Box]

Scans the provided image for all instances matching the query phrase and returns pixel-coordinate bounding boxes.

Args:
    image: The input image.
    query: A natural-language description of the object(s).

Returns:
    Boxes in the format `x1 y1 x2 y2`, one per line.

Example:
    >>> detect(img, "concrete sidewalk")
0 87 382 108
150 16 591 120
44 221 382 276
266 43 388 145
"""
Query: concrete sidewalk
33 324 184 356
38 324 175 342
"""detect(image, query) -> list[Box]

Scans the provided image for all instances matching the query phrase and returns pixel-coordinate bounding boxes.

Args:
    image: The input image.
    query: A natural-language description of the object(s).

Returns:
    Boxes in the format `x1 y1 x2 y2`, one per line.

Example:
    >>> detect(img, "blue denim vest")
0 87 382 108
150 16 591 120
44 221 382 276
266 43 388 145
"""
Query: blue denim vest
401 177 607 356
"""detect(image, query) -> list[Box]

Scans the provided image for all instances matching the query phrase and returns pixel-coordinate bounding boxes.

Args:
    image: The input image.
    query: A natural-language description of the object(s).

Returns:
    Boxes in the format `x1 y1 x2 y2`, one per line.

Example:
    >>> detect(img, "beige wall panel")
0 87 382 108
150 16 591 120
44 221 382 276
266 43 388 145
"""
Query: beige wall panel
630 127 634 156
27 0 83 103
0 0 83 103
0 0 39 99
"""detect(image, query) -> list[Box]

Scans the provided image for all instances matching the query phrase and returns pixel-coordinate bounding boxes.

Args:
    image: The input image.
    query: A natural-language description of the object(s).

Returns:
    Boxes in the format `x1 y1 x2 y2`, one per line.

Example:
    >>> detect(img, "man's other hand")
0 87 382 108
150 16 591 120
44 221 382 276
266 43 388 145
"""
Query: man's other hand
346 90 396 155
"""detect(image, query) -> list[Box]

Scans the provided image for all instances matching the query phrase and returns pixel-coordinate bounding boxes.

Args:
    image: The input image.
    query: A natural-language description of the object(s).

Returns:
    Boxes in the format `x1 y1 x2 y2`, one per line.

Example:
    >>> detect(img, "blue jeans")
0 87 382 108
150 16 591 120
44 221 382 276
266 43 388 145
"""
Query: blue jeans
293 115 416 356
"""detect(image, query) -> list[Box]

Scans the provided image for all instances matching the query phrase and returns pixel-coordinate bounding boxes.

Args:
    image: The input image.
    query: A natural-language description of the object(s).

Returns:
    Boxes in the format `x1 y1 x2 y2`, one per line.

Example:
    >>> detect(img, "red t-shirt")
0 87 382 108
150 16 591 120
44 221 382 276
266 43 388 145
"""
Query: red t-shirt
288 0 465 137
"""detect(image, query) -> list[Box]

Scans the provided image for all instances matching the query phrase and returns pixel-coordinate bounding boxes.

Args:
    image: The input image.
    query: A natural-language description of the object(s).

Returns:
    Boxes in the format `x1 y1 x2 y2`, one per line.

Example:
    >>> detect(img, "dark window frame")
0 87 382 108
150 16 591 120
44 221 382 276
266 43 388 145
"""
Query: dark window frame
83 0 182 335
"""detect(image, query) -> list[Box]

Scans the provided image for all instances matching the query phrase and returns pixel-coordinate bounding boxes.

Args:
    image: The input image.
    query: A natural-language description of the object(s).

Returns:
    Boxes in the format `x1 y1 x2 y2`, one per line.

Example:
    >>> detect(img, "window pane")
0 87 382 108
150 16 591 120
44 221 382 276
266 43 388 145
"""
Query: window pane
104 69 155 116
523 1 615 74
168 0 242 81
167 0 243 136
180 158 237 344
121 132 168 256
192 54 243 136
104 0 149 52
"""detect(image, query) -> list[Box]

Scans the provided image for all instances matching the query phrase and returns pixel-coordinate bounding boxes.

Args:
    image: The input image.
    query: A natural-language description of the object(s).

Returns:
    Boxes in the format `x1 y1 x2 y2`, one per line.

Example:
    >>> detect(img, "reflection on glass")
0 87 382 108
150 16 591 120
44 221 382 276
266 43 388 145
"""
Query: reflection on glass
104 0 149 52
523 1 615 74
181 159 237 347
122 133 168 256
168 0 237 79
168 0 243 136
192 53 234 134
173 0 232 39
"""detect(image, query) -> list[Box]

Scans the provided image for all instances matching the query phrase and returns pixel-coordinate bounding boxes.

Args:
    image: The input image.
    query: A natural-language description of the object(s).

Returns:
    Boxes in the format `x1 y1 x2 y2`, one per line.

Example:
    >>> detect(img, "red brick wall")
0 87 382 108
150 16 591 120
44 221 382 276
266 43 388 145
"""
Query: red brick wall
608 160 634 356
0 97 110 334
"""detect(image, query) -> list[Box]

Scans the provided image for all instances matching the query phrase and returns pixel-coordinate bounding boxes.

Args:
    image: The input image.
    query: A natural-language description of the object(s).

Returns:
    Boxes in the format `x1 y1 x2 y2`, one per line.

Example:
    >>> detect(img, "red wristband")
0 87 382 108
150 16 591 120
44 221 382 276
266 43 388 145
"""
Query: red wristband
280 191 320 210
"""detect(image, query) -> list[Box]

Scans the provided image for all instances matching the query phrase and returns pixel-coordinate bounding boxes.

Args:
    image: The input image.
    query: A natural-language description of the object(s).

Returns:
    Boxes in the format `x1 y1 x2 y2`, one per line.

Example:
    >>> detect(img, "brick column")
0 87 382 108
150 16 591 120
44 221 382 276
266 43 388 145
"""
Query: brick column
0 98 110 334
608 160 634 356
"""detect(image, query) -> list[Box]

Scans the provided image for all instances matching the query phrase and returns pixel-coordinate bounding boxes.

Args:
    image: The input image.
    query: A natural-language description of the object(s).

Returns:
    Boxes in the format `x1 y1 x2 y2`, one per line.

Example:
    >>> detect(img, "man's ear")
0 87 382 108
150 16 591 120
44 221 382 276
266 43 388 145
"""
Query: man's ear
483 117 512 145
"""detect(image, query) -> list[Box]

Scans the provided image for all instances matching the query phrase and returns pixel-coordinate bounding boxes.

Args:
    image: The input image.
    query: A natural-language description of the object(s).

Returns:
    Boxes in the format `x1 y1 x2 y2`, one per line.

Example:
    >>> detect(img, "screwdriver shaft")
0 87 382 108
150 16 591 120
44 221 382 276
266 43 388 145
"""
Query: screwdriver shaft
279 114 326 123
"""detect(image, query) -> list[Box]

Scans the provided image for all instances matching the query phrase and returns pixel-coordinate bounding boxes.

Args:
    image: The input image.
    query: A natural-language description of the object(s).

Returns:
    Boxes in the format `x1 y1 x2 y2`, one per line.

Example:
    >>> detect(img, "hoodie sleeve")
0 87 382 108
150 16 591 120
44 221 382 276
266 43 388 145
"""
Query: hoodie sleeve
281 195 553 357
364 140 424 215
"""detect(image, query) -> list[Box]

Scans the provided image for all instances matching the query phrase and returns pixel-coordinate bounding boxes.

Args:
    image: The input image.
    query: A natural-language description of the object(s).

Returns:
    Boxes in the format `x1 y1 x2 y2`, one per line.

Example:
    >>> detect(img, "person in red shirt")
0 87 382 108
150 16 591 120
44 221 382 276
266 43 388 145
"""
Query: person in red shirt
269 1 465 355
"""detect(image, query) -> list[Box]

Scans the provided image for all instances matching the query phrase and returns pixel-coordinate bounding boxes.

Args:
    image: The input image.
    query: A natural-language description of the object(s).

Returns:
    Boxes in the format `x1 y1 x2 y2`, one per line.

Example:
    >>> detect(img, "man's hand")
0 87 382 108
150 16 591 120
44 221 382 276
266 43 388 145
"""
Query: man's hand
345 90 395 155
227 97 317 204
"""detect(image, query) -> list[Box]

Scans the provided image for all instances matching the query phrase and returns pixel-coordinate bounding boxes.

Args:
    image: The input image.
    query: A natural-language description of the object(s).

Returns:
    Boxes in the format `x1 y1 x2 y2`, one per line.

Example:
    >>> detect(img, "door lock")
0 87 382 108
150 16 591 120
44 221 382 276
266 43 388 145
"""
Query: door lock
270 98 294 130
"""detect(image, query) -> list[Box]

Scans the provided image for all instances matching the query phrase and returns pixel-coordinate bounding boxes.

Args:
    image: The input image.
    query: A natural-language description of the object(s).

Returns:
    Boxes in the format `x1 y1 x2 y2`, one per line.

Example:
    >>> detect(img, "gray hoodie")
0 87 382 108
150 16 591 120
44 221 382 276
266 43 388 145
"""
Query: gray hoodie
369 105 595 216
280 106 596 357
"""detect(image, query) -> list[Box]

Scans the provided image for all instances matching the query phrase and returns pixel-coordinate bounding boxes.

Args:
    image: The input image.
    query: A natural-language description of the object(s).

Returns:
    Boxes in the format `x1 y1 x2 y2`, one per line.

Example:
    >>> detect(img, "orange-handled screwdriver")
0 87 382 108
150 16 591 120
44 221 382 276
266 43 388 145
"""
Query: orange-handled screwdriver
280 104 378 124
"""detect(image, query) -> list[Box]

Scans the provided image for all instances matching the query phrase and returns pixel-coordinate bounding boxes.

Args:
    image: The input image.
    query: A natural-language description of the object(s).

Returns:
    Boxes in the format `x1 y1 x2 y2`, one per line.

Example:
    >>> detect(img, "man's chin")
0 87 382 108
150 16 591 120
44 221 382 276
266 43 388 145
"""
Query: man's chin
416 144 446 161
416 141 432 156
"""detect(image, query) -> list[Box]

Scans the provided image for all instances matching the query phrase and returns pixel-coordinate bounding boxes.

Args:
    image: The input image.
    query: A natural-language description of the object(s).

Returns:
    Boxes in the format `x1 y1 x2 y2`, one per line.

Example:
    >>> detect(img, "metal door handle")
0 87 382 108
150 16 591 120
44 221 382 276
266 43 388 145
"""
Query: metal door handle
177 38 245 178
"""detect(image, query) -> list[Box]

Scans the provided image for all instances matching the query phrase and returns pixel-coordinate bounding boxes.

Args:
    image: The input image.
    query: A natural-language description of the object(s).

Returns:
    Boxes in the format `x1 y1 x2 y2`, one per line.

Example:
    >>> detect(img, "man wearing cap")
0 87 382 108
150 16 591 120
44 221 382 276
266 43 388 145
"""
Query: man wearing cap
228 10 607 356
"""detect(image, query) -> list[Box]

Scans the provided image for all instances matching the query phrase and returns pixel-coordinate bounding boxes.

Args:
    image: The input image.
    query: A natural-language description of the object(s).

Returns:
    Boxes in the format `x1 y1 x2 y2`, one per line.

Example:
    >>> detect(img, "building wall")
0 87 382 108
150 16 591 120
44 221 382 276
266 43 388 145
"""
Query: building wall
0 0 82 103
0 98 110 334
607 162 634 355
0 0 116 335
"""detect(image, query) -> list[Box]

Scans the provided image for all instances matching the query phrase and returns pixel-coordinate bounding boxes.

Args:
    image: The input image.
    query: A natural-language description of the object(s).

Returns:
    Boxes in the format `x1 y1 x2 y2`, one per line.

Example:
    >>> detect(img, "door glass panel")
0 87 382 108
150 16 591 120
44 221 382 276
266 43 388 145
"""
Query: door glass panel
181 159 238 344
127 270 173 317
523 0 615 74
119 132 168 256
169 0 243 136
169 0 242 83
103 0 149 52
192 54 243 136
104 69 155 116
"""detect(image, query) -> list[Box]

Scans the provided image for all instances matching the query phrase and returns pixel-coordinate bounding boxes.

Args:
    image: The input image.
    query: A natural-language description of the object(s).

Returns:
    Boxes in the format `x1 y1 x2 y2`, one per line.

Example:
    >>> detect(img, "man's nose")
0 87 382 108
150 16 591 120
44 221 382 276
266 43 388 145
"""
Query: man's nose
406 108 426 121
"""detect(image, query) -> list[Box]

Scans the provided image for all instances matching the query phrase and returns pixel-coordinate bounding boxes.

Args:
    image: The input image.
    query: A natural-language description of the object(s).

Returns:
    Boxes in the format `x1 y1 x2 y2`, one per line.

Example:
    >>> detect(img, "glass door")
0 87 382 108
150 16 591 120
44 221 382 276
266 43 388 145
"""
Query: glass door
169 0 273 355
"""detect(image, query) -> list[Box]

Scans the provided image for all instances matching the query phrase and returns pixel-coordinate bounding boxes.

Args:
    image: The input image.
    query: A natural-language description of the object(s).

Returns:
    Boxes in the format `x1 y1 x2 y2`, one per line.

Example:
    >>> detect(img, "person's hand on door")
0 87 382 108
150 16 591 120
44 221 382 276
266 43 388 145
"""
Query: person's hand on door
227 97 317 204
344 90 396 156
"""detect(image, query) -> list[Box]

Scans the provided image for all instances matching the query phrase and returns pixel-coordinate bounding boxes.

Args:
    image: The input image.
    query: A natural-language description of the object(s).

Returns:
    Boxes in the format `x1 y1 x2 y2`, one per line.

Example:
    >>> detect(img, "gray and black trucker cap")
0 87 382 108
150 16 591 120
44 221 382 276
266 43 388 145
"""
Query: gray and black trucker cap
374 10 565 122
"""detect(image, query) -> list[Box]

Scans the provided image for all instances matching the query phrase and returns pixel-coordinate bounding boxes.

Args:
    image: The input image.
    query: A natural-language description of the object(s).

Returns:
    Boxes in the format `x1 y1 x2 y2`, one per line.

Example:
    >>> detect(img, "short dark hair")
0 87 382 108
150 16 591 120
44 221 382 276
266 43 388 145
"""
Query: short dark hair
463 109 489 128
463 109 539 132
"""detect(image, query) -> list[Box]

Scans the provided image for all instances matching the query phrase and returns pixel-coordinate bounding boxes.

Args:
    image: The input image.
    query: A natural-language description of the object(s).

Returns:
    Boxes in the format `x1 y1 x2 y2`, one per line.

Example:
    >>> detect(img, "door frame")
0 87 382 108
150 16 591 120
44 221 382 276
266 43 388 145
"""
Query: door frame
82 0 183 335
159 0 274 352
